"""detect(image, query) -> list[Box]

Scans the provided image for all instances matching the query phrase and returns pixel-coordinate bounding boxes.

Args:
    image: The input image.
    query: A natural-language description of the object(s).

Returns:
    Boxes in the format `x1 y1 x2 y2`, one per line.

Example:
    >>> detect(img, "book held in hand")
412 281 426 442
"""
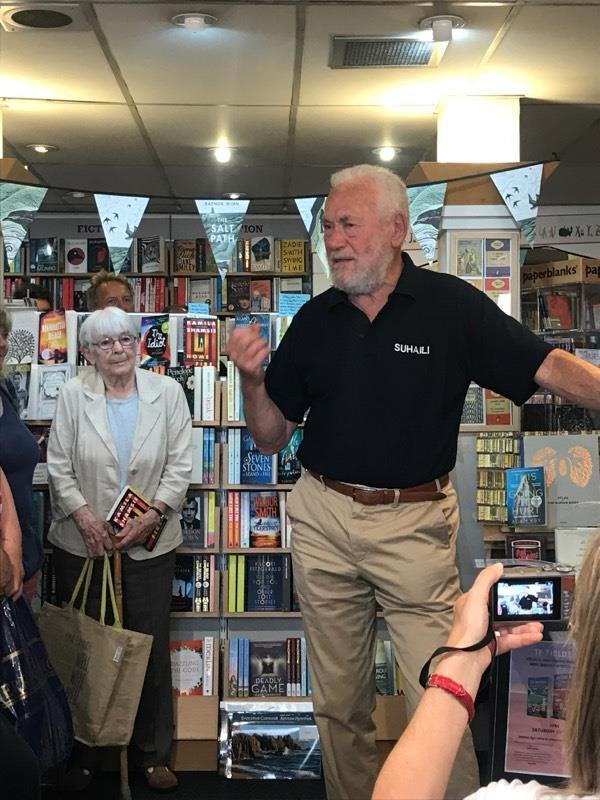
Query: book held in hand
106 485 166 551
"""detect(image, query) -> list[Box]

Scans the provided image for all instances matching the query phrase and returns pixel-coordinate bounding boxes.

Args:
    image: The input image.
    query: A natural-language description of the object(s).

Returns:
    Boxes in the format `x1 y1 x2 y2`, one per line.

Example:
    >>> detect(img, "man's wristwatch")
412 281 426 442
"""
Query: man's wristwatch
149 505 167 525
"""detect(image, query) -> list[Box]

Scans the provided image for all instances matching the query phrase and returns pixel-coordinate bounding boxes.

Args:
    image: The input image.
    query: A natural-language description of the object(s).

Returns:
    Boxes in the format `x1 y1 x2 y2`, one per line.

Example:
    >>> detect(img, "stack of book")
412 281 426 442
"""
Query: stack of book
170 553 217 613
225 490 292 548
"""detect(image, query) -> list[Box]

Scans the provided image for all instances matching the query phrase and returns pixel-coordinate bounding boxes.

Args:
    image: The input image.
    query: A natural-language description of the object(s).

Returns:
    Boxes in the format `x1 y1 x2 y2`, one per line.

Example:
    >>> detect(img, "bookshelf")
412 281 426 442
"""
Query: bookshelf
10 212 406 774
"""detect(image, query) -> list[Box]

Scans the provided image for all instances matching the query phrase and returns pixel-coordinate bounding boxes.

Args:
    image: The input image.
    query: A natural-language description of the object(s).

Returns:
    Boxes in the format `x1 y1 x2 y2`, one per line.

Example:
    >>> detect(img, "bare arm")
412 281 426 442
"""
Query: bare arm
228 326 297 454
535 348 600 410
372 564 544 800
0 468 24 599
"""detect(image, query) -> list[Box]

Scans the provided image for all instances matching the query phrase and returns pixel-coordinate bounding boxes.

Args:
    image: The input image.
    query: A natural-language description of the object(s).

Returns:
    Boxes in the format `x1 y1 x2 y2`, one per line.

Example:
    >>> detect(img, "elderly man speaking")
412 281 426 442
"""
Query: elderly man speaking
227 163 600 800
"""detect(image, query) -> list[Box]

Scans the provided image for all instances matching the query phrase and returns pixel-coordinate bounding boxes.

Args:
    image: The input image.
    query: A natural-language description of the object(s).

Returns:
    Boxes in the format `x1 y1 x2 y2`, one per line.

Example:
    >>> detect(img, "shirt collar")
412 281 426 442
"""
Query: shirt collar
326 251 421 308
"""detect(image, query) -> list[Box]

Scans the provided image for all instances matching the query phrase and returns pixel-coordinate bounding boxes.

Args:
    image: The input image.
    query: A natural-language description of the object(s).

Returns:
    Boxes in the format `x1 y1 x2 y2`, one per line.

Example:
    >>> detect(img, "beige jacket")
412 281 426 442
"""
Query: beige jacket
47 367 192 560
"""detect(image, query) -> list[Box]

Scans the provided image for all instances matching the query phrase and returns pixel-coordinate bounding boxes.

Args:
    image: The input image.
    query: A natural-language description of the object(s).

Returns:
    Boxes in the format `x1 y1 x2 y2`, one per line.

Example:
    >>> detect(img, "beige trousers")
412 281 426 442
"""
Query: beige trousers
288 471 480 800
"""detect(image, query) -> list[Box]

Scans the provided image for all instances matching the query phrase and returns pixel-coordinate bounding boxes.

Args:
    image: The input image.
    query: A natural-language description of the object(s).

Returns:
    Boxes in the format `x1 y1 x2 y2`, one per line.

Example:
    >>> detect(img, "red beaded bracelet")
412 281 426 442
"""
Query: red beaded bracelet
425 674 475 724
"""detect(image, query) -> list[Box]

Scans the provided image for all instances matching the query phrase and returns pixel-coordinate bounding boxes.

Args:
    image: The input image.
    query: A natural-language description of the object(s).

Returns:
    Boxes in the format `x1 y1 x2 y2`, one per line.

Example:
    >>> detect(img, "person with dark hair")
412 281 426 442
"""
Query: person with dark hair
0 307 43 600
87 270 134 312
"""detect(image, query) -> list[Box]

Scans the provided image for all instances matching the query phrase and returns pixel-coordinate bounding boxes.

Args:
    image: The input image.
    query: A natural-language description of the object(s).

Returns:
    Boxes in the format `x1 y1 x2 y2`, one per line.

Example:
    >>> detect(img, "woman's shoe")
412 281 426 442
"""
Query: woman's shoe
144 765 178 792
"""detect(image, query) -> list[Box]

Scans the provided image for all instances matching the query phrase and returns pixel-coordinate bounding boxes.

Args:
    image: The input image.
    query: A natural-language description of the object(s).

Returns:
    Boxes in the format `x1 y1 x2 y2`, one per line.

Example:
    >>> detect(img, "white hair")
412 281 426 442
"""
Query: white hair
330 164 408 220
79 307 138 350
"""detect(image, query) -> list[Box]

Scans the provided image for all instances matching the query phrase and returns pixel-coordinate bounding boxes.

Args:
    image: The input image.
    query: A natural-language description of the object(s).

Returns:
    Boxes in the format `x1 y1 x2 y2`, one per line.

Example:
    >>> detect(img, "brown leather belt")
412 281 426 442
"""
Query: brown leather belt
307 470 449 505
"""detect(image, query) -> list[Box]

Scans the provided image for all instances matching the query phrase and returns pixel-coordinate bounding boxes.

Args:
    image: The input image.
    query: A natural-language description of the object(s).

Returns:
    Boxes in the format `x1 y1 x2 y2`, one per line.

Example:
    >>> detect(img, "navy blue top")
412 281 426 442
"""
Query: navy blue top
0 383 43 579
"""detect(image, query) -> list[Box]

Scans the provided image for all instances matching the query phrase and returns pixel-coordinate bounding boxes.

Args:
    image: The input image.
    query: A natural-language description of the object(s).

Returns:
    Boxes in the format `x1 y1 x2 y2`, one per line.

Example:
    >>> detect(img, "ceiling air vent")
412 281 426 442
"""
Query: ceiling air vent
330 36 447 69
0 4 89 32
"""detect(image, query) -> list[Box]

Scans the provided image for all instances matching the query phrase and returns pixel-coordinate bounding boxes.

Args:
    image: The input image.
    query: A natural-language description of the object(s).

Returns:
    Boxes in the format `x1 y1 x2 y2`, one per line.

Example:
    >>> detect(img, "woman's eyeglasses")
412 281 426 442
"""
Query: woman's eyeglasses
92 335 136 351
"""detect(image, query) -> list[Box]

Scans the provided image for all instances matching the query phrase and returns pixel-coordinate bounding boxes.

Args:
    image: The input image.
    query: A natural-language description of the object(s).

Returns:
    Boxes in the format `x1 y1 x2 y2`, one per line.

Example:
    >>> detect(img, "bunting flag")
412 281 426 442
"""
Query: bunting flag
407 182 447 264
294 197 328 274
94 193 149 274
0 182 48 268
194 199 250 281
491 164 543 248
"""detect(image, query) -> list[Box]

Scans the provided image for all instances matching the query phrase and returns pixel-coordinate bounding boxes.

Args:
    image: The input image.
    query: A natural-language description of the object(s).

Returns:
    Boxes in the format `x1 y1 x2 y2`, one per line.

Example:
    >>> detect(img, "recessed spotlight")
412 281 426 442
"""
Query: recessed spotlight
214 146 232 164
23 165 29 171
171 12 217 32
69 191 86 199
26 143 58 154
372 147 399 162
223 192 247 200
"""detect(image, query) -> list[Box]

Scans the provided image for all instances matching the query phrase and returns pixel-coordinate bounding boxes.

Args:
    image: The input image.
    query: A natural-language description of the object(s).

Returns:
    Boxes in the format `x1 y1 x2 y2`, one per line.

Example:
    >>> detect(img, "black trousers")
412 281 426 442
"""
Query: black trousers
0 710 41 799
53 547 176 768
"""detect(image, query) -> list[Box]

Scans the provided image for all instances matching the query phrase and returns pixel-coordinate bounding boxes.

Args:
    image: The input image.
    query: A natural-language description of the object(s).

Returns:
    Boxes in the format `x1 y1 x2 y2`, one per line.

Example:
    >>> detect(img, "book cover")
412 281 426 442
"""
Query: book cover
523 434 600 527
280 240 306 273
375 640 395 695
184 317 218 367
173 239 198 273
137 235 164 273
38 309 68 365
245 554 291 612
170 639 204 695
140 314 171 367
250 279 272 312
188 278 214 309
106 484 165 550
63 238 88 273
545 294 573 329
250 491 281 548
4 364 32 418
171 554 194 612
249 641 287 696
87 238 112 273
277 429 303 484
222 708 321 779
506 467 546 526
227 275 251 312
30 238 60 272
166 366 194 416
240 429 276 485
250 236 274 272
32 363 72 420
179 493 204 547
6 309 39 364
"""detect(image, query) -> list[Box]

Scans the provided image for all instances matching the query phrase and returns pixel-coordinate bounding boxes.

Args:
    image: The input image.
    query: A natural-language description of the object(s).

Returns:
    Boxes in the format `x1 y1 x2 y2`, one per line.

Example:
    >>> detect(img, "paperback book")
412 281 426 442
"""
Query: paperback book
38 309 68 364
249 641 287 696
245 554 291 612
240 430 277 485
106 485 166 551
249 491 281 548
140 314 171 367
277 429 303 484
506 467 546 526
170 639 204 695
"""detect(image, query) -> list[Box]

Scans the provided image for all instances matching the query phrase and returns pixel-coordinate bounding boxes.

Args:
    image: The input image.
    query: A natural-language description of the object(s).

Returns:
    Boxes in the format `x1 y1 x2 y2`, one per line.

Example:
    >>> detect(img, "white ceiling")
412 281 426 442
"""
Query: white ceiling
1 0 599 213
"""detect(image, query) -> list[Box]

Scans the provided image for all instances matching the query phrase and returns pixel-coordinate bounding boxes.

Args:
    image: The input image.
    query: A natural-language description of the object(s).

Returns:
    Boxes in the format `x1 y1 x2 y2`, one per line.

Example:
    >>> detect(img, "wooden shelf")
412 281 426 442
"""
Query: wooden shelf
225 612 302 618
177 546 219 554
170 611 220 619
223 547 291 554
222 695 311 702
25 271 168 278
224 483 296 491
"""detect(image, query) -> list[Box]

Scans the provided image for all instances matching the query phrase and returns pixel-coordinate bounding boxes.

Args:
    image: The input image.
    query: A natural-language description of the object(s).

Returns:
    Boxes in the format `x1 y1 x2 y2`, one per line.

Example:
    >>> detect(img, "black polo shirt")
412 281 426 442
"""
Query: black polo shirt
265 253 553 488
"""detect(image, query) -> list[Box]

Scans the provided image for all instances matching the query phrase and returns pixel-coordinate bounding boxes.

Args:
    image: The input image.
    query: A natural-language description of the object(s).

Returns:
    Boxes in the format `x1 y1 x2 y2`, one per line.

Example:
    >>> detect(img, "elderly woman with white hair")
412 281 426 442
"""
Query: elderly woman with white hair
47 307 192 793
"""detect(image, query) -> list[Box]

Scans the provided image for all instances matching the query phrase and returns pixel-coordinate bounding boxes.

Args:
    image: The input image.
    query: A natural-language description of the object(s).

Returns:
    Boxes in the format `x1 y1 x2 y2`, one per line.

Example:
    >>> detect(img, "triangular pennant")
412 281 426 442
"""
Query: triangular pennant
194 199 250 281
0 182 48 268
491 164 543 247
94 193 149 274
519 247 529 267
407 182 447 264
294 197 328 274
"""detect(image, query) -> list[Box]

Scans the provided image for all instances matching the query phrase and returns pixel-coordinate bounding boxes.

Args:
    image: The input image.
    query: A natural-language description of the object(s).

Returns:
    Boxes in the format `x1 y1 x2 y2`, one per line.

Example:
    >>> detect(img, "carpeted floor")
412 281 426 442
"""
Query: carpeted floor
42 772 327 800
